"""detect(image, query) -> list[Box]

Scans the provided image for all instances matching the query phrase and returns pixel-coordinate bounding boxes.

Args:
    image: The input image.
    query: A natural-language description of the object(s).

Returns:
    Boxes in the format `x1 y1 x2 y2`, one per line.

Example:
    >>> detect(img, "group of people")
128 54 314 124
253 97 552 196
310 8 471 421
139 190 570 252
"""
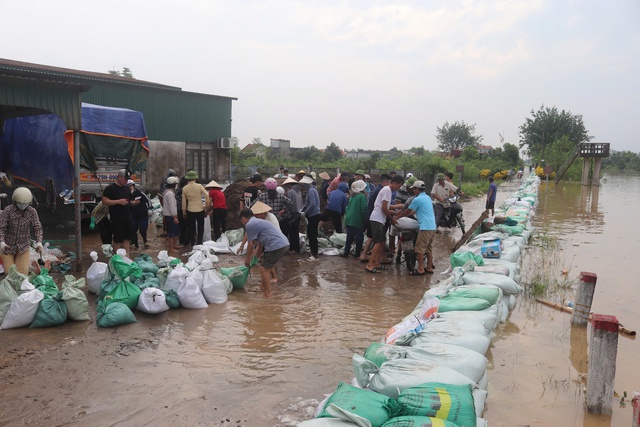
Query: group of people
94 169 153 254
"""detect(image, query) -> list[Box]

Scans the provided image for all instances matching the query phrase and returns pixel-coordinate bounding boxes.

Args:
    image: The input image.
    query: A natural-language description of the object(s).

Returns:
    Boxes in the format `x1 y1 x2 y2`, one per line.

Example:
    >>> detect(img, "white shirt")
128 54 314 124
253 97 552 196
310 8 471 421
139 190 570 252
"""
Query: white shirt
370 186 392 224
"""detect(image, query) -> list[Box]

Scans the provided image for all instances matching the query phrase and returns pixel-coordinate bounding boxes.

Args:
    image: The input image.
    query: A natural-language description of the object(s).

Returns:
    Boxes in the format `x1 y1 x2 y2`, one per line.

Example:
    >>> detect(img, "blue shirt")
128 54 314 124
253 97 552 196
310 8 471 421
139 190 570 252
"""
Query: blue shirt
245 217 290 252
487 182 498 202
408 192 436 231
302 186 321 217
326 183 348 213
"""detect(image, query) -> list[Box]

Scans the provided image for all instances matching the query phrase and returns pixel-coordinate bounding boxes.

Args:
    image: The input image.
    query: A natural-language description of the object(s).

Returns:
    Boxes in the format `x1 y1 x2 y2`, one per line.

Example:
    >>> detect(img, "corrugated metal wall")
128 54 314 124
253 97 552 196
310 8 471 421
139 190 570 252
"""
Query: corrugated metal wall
81 82 233 142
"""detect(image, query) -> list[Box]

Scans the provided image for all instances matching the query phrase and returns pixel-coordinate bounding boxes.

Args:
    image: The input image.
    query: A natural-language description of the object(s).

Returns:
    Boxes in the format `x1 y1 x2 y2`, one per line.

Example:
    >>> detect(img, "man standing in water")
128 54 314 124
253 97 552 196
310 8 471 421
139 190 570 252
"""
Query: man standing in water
486 176 497 217
240 208 289 298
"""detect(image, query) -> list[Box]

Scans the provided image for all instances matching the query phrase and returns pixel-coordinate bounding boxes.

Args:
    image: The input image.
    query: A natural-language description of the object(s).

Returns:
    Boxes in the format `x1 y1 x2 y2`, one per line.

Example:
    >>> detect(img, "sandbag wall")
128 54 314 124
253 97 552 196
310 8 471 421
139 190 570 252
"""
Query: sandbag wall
298 175 541 427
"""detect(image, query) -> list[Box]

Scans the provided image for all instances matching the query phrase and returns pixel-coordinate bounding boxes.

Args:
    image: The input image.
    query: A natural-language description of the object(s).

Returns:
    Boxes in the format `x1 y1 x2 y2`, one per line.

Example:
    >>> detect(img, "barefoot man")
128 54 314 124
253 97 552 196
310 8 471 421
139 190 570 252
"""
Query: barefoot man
239 208 289 297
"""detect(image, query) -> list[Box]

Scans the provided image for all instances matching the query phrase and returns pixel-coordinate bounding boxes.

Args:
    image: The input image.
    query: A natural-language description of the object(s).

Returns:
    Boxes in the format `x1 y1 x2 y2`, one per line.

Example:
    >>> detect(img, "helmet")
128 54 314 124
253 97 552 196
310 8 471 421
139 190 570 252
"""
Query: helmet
12 187 33 204
276 186 285 195
406 173 413 179
265 177 278 190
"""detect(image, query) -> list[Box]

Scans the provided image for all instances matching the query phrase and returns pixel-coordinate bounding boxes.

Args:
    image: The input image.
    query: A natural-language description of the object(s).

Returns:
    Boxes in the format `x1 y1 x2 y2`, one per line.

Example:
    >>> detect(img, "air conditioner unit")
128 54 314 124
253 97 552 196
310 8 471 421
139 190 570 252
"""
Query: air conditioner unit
217 137 232 149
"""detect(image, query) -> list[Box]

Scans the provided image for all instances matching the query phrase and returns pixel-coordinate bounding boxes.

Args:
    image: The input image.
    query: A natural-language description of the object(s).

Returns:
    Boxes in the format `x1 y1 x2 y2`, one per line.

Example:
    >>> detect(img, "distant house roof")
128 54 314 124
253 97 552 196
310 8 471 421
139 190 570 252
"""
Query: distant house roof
242 143 256 152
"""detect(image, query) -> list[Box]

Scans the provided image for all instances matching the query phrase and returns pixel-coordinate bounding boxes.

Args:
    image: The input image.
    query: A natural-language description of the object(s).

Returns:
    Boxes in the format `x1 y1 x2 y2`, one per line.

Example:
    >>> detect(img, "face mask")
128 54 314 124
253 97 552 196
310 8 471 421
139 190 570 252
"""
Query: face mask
16 202 29 210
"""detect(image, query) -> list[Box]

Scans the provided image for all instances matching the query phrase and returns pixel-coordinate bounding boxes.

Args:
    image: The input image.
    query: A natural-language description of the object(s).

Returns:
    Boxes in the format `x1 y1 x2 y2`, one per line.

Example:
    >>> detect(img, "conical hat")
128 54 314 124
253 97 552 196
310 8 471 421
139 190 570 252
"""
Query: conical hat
251 201 272 214
205 180 222 189
282 177 298 185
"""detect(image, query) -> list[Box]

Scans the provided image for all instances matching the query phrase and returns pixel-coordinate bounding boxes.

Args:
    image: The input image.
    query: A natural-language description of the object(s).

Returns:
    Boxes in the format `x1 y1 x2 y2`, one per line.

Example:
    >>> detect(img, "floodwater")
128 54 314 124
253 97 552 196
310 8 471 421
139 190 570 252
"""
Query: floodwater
0 174 638 426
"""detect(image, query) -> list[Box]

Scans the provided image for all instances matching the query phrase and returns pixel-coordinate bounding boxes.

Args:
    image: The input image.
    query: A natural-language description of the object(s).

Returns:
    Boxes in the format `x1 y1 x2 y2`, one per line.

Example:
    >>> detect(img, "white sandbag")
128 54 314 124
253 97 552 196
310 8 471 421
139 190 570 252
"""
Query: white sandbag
473 388 488 417
203 240 233 254
115 248 133 263
367 359 477 398
395 217 419 230
462 272 523 295
478 371 489 390
230 241 247 256
411 328 491 355
185 250 207 271
499 298 509 323
177 274 208 309
504 294 517 311
201 267 228 304
136 287 170 314
297 418 359 426
203 216 212 242
393 342 488 385
438 304 501 333
473 264 511 277
1 288 45 329
319 248 340 256
384 298 439 344
328 233 347 248
499 246 522 263
477 418 489 427
86 251 108 294
157 250 178 267
164 264 190 291
482 258 520 279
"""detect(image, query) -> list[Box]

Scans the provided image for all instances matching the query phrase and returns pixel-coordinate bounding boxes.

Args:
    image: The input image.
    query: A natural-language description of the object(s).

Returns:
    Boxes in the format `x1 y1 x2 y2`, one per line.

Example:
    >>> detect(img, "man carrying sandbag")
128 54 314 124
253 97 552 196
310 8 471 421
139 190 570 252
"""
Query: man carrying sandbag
239 208 289 298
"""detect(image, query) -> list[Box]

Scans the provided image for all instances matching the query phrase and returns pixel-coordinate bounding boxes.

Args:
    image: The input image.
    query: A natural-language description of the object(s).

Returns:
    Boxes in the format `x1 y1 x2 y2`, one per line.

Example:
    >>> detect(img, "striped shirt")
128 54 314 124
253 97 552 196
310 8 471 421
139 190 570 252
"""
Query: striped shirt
0 205 43 254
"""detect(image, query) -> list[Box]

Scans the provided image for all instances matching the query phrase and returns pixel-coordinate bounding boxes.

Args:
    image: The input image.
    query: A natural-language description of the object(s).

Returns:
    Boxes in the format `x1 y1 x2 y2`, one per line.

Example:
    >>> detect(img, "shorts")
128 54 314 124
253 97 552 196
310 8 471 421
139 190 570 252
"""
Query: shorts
111 218 132 243
164 216 179 237
262 245 289 268
365 220 372 238
370 221 386 244
485 200 495 210
414 230 435 255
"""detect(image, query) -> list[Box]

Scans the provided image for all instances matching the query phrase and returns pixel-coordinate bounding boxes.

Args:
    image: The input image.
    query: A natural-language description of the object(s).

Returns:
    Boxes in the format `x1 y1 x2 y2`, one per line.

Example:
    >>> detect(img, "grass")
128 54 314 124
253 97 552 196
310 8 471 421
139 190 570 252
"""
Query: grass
522 228 576 300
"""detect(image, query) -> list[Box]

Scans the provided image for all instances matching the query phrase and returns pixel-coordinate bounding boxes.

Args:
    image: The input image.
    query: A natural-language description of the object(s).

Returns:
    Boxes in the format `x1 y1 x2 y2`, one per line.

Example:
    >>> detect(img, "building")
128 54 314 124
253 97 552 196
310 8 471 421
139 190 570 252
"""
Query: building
477 145 494 155
0 58 237 188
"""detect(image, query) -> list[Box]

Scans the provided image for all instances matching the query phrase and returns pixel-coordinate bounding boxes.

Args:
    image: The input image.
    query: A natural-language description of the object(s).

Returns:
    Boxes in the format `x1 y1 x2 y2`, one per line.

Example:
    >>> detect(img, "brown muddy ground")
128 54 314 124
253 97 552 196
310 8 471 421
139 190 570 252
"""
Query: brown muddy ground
1 175 637 426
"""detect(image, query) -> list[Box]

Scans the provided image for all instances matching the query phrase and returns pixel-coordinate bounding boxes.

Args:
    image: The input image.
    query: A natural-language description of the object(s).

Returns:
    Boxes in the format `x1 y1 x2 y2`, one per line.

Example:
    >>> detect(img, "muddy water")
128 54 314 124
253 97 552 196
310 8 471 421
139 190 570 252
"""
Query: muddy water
0 175 638 426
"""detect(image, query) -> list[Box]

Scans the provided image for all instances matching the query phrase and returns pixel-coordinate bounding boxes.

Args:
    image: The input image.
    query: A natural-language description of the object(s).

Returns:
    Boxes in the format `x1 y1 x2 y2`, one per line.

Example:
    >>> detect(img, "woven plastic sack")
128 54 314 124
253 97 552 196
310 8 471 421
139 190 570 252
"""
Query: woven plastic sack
136 287 170 314
318 382 401 427
0 280 19 324
1 265 28 292
201 266 228 304
98 276 120 301
1 287 45 329
224 228 245 246
104 280 142 310
30 296 68 328
96 300 137 328
32 268 59 298
134 254 160 275
160 288 181 309
450 251 484 268
164 263 190 291
397 382 476 427
108 254 142 281
60 275 90 321
177 274 208 309
86 251 108 294
219 256 258 289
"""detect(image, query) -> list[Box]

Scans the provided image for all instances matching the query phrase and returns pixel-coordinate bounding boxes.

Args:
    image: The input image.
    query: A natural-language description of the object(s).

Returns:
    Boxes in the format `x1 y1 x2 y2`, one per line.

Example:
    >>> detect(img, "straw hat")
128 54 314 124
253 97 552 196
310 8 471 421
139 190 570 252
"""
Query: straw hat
250 201 272 214
282 177 298 185
299 175 314 185
319 172 330 180
296 169 307 175
205 180 222 189
351 180 366 193
310 172 317 180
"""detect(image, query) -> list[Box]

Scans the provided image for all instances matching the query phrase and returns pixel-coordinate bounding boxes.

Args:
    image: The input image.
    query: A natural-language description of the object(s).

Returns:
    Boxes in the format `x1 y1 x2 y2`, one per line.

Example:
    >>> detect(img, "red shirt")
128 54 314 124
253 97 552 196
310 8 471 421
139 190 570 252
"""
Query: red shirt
209 189 227 210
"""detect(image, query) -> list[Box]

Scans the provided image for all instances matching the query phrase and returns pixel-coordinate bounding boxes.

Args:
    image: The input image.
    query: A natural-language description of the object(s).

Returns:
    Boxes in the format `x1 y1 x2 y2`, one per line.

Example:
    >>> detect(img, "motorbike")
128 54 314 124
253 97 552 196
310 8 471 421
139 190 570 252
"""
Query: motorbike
438 193 466 234
394 217 419 273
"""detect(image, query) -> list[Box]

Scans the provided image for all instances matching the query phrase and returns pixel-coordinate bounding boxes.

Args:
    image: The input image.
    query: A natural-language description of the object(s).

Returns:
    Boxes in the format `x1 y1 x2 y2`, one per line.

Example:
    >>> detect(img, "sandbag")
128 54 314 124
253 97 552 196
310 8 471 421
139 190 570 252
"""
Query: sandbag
177 274 208 309
108 254 142 280
381 416 461 427
60 275 90 321
395 217 419 230
328 233 347 248
164 264 190 291
297 418 357 426
397 382 476 427
318 382 401 427
32 268 59 298
134 254 160 275
96 300 137 328
30 296 68 328
0 280 19 324
1 288 45 329
155 267 170 288
384 298 439 344
411 329 491 356
461 272 522 295
104 279 142 310
438 305 501 334
201 267 228 304
136 287 170 314
219 256 258 289
98 276 120 301
161 288 181 309
450 251 484 268
131 272 161 289
0 264 28 293
86 251 108 294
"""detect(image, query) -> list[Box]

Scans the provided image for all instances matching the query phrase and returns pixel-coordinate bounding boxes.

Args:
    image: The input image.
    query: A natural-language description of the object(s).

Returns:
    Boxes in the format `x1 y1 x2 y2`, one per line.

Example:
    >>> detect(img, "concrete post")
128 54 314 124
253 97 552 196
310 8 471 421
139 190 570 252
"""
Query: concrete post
582 157 590 186
592 157 602 187
633 392 640 427
571 272 597 326
587 314 619 415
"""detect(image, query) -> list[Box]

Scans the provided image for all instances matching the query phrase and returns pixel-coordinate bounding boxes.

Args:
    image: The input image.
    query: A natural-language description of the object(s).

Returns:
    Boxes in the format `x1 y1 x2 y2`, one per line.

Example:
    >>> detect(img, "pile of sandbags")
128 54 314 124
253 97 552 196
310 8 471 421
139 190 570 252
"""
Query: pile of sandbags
299 175 542 426
90 246 257 328
0 265 89 330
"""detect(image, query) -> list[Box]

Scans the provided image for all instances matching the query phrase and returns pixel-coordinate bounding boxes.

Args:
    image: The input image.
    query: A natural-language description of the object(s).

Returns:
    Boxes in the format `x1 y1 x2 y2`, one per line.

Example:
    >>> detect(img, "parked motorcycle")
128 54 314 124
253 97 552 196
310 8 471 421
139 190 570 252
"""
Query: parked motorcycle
438 193 466 234
394 217 419 273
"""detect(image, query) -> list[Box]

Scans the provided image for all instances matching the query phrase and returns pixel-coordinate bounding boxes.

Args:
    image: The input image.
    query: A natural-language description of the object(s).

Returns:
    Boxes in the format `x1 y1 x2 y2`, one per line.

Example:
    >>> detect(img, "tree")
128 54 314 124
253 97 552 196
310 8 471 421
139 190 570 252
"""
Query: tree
436 121 483 152
294 146 320 162
501 143 521 166
107 67 134 78
323 142 343 162
460 146 479 161
410 146 426 156
518 105 592 159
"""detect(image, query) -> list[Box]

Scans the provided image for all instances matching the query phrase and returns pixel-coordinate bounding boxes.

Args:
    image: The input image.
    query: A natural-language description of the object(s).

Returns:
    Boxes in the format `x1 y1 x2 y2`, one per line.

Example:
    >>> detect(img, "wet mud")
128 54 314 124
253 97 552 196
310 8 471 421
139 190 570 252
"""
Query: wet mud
1 174 638 426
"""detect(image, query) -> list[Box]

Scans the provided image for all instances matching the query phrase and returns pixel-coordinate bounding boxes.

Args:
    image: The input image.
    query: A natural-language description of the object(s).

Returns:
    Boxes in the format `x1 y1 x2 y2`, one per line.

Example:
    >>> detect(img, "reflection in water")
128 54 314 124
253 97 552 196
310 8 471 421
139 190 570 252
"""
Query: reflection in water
569 325 588 375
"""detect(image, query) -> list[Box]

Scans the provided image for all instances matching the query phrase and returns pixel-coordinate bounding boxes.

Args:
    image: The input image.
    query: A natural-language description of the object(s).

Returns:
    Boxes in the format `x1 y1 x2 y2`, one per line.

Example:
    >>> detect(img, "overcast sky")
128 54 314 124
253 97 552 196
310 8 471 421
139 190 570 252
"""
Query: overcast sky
3 1 639 153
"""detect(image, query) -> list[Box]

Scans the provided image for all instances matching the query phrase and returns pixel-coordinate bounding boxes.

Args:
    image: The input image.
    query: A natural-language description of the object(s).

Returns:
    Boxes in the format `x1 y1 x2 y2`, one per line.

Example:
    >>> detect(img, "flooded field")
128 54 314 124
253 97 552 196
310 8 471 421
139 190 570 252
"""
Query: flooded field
0 174 637 426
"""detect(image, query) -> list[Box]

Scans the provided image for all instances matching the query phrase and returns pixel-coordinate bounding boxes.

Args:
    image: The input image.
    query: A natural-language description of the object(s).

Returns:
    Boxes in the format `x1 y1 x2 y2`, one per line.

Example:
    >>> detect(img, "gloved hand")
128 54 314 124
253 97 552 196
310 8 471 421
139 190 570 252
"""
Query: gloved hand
35 242 44 254
0 241 8 254
89 217 96 230
299 211 306 219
